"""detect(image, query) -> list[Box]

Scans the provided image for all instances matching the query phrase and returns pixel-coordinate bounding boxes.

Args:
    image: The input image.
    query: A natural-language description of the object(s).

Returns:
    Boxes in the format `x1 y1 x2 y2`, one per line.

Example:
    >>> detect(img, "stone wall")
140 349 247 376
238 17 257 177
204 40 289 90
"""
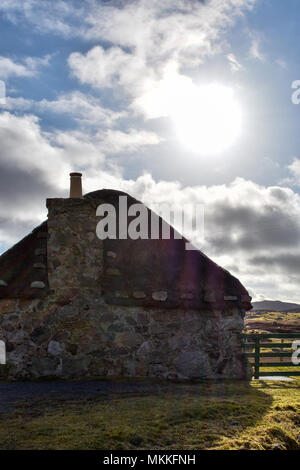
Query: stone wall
0 295 249 380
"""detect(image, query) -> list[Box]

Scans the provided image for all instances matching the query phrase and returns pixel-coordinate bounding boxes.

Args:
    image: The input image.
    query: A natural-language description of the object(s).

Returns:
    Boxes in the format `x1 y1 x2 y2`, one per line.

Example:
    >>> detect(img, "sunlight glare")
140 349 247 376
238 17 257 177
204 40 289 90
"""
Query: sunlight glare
170 82 242 155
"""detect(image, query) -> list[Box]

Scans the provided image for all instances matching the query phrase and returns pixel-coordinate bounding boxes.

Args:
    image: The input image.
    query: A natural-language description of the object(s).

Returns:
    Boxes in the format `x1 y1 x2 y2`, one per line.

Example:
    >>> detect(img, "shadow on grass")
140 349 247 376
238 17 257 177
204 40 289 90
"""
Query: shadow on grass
254 380 300 390
0 379 282 450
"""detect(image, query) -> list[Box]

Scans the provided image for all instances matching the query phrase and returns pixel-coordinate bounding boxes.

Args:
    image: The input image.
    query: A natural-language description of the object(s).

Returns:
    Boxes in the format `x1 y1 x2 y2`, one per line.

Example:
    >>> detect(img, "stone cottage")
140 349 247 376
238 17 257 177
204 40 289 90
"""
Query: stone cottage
0 173 252 380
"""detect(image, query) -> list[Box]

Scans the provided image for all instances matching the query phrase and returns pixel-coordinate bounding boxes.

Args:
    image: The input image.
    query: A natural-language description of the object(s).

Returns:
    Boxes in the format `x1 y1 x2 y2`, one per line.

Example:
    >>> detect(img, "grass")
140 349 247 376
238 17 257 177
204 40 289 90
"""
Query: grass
0 380 299 450
247 311 300 322
245 311 300 333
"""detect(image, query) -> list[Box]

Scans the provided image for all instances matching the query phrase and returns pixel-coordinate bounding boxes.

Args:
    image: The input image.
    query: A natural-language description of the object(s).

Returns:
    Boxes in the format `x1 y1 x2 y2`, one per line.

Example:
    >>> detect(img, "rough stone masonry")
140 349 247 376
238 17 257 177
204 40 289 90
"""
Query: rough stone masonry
0 180 252 380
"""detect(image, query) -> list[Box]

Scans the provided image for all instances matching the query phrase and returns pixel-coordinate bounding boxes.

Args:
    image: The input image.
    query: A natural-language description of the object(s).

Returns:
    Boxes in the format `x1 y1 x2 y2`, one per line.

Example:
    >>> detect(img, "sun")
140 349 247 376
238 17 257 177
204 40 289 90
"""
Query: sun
170 82 242 155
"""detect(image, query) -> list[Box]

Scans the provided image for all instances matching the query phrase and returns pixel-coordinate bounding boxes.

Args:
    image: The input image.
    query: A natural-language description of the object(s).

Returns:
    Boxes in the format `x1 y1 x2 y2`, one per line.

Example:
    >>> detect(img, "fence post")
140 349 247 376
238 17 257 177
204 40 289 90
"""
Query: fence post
280 338 284 362
254 335 260 379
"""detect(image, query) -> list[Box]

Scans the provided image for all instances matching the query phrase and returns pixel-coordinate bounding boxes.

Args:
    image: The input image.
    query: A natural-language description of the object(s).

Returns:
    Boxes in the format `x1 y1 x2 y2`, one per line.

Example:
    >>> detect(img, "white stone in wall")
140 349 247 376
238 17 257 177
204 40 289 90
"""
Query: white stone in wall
152 291 168 301
30 281 46 288
0 280 7 287
107 251 117 258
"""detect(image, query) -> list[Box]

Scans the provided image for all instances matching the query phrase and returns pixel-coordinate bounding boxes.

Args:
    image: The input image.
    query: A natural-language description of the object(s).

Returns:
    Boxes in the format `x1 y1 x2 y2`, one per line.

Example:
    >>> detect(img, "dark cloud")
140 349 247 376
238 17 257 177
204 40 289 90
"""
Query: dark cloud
249 253 300 275
206 203 300 253
0 164 62 205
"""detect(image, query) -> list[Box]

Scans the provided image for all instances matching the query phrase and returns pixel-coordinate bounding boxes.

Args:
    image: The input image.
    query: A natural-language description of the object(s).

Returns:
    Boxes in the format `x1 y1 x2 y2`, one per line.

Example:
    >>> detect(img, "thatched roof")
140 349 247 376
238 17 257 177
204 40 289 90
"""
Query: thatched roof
0 221 48 299
0 189 252 310
86 189 252 310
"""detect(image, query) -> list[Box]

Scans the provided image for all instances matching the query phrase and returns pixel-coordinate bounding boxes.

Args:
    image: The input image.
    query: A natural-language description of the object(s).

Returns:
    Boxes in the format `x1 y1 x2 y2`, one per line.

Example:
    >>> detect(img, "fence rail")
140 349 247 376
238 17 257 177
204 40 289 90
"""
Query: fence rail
241 333 300 379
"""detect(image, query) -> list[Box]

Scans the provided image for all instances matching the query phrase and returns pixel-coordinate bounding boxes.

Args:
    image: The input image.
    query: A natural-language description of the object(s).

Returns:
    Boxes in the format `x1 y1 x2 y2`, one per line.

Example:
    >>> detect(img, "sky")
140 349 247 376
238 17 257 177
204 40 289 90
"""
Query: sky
1 0 300 302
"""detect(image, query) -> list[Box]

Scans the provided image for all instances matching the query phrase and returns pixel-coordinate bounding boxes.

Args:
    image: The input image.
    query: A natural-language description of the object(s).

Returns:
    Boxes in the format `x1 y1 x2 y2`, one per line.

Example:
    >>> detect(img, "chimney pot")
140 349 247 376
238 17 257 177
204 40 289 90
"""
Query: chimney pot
69 172 83 198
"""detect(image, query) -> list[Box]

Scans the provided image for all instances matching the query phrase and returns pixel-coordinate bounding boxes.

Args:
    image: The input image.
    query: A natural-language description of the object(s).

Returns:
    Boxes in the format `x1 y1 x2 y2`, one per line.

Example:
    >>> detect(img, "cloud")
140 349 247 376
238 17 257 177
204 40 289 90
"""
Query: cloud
38 91 126 127
2 91 126 127
0 110 104 247
249 37 265 61
83 0 256 61
0 0 84 37
96 128 163 154
0 112 70 189
0 110 163 249
0 55 51 79
249 253 300 276
0 57 32 79
68 0 257 119
226 53 243 72
68 46 148 91
285 157 300 186
0 110 161 179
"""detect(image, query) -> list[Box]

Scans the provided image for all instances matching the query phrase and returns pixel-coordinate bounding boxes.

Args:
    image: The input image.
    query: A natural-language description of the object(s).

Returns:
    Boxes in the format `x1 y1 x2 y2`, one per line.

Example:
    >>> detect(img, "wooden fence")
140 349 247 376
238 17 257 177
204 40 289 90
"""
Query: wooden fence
241 333 300 379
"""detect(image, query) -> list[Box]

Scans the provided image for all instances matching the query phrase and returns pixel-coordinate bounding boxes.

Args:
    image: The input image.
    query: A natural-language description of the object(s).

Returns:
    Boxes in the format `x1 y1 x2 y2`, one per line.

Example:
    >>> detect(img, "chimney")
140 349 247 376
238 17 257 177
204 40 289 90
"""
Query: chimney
69 172 82 198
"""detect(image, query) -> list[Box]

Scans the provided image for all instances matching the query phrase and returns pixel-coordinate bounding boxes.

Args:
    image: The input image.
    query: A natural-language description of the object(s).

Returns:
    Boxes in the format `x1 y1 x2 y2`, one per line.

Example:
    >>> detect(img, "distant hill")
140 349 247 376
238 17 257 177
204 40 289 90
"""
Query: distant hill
252 300 300 312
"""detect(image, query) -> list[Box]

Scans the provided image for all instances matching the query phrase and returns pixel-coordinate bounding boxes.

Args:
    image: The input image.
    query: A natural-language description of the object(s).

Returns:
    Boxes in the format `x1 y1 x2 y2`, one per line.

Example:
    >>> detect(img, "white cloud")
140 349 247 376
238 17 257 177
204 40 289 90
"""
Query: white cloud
96 128 162 154
0 54 51 79
0 110 161 179
68 46 149 91
38 91 126 126
226 53 243 72
249 37 265 61
0 57 32 79
69 0 257 119
83 0 256 62
1 96 33 110
0 0 84 37
283 157 300 186
2 91 127 128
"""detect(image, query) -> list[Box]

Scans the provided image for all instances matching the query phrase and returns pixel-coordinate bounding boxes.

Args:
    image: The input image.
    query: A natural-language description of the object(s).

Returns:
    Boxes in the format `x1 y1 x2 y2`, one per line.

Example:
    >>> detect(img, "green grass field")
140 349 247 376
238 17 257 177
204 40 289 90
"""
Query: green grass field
0 380 299 450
